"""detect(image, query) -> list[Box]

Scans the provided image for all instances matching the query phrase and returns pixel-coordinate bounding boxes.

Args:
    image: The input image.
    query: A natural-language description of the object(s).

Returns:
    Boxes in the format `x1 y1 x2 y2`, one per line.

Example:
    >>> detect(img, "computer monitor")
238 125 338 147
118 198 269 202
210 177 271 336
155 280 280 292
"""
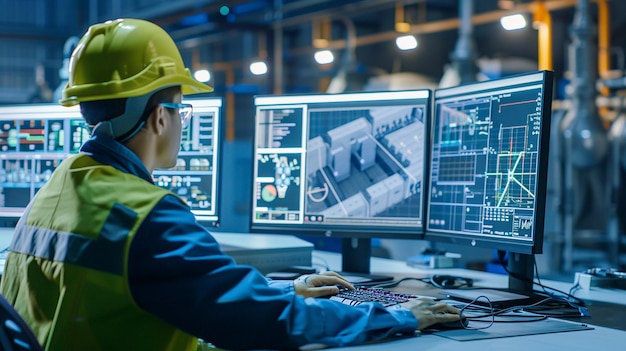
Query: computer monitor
250 90 431 275
425 71 554 296
0 97 223 226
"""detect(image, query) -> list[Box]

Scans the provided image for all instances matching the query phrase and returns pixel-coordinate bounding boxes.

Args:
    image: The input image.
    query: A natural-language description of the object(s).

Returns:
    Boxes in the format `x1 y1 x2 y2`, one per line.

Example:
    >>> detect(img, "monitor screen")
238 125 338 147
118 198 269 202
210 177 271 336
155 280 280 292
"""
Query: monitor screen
425 71 554 295
0 98 223 226
155 98 223 225
251 90 431 239
0 104 85 218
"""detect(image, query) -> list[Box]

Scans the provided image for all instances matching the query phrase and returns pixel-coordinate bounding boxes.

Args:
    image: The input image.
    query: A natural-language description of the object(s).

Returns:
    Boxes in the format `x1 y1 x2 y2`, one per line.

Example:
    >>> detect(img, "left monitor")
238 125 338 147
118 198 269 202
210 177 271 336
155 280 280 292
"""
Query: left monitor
0 98 223 226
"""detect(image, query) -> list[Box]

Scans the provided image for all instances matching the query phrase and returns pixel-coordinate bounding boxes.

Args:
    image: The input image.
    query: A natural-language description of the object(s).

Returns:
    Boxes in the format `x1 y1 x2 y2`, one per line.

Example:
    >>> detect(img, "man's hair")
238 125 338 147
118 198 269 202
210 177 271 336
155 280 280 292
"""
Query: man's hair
140 86 182 122
79 85 181 140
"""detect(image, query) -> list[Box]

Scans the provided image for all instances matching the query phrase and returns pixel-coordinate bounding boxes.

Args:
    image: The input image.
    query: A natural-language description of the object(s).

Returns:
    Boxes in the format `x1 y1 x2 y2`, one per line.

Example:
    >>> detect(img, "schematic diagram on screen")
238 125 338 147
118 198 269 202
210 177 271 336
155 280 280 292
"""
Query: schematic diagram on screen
428 88 544 239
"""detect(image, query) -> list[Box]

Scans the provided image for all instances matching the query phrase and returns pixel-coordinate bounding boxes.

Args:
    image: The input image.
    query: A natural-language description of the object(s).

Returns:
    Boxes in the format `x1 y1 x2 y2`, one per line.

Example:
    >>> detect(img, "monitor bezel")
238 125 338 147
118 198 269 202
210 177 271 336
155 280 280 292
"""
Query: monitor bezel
249 89 432 240
424 70 554 255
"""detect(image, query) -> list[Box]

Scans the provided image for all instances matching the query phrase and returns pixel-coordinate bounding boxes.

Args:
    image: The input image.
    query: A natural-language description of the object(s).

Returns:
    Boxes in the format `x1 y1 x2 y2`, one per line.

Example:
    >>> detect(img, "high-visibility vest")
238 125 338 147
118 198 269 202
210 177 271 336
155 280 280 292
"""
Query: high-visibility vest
0 154 197 351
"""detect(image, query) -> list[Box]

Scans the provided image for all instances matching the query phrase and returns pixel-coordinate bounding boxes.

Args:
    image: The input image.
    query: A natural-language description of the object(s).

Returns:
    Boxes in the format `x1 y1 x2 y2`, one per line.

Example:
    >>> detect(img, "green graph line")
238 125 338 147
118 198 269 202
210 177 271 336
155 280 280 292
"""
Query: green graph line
485 151 535 207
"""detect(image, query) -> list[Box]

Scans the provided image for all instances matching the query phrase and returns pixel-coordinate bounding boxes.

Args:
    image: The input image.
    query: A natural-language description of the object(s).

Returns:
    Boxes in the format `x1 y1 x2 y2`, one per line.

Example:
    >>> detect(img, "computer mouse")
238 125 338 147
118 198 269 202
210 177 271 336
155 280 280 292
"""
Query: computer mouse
426 317 469 331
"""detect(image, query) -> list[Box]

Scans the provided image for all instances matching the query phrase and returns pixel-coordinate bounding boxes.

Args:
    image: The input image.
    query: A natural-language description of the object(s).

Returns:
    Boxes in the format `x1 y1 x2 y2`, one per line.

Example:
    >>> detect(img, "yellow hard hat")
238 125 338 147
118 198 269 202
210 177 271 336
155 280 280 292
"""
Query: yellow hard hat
60 18 212 106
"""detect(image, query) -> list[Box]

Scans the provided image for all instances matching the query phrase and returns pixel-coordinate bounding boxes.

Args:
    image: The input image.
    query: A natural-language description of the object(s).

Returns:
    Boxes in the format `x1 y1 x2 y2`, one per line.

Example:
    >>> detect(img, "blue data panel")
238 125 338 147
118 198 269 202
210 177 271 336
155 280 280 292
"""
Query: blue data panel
0 99 224 226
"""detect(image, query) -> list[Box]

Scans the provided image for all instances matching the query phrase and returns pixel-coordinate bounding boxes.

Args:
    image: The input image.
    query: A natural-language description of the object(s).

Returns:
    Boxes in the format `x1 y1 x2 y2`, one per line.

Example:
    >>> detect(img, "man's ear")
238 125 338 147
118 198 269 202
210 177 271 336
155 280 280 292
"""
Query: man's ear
146 105 167 135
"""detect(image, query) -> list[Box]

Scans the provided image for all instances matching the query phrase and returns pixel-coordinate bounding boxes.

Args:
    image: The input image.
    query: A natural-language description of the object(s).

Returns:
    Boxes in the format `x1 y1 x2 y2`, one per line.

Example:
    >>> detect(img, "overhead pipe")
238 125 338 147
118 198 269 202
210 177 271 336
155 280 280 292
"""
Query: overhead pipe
174 1 578 55
288 0 577 56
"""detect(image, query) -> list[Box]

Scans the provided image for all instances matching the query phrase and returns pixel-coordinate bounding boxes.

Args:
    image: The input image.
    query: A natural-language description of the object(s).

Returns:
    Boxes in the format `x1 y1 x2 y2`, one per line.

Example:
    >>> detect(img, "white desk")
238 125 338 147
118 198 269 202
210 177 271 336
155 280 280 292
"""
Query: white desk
314 250 626 351
313 250 626 306
327 324 622 351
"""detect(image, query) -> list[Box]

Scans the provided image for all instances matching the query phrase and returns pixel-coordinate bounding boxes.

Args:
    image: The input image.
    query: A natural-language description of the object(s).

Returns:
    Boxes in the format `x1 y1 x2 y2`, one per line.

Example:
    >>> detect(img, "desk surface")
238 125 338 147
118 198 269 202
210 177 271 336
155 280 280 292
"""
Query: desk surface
327 324 623 351
314 250 626 350
312 250 626 307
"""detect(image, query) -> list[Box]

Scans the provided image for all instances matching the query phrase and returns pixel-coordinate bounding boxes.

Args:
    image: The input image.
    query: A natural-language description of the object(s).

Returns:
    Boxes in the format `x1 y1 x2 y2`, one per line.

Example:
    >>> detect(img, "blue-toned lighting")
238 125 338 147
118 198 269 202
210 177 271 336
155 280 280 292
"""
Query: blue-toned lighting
181 13 209 26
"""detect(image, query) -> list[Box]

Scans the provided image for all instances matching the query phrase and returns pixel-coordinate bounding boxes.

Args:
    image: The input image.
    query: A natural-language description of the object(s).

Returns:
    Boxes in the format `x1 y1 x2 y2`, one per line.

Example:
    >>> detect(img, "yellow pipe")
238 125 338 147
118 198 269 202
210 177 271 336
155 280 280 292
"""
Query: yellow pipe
532 1 553 71
597 0 610 78
596 0 610 123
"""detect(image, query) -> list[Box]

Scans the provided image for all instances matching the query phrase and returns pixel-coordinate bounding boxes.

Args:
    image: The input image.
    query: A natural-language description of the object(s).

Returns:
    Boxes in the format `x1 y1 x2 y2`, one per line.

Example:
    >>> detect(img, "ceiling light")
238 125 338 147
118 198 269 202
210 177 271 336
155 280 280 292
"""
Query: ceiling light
193 69 211 82
314 50 334 65
250 61 268 75
396 35 418 51
500 14 527 31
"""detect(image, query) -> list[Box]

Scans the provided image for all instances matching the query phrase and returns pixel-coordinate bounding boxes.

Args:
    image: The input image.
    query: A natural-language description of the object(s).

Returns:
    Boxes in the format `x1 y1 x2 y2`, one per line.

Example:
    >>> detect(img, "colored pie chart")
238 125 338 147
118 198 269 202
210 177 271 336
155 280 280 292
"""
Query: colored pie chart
261 184 277 202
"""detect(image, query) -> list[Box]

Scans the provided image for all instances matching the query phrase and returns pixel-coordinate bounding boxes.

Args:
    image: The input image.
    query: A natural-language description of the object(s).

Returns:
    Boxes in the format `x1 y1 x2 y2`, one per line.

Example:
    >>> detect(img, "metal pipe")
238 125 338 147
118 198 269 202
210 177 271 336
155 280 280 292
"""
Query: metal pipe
561 0 608 168
273 0 284 94
597 0 610 79
450 0 478 85
532 1 553 71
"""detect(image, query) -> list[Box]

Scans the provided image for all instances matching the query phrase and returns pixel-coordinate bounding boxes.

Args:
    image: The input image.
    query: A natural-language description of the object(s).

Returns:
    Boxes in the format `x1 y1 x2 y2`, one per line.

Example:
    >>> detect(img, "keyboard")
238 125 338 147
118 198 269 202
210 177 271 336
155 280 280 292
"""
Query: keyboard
329 286 420 307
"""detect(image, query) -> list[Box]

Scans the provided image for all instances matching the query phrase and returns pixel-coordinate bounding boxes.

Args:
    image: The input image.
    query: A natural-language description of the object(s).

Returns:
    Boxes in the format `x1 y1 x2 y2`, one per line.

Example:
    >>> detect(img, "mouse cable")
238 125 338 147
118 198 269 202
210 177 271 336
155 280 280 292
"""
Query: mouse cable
370 276 432 289
455 295 495 330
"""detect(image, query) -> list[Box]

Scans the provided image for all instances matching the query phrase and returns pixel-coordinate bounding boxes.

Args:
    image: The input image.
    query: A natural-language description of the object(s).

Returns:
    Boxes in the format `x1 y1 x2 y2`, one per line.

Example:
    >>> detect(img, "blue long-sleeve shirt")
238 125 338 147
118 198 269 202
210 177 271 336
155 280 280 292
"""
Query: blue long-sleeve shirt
80 135 418 350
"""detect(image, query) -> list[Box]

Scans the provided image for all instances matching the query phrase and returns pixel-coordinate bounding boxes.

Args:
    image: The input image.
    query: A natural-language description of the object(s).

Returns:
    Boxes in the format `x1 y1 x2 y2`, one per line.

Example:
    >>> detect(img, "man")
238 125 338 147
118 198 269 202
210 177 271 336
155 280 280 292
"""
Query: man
0 18 460 351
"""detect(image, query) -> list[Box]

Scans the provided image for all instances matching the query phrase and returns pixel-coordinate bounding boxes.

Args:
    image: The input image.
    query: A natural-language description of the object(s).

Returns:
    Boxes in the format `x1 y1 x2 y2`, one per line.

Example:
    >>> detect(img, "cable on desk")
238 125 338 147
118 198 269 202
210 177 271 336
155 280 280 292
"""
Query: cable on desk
310 253 331 272
370 276 431 289
457 295 495 330
372 275 474 289
367 279 559 329
455 297 551 325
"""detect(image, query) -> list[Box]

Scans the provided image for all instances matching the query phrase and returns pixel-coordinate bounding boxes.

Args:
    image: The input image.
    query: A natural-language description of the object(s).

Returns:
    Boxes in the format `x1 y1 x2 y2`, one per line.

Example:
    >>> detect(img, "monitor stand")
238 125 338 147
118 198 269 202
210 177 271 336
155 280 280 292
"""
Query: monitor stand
339 238 394 284
444 252 551 308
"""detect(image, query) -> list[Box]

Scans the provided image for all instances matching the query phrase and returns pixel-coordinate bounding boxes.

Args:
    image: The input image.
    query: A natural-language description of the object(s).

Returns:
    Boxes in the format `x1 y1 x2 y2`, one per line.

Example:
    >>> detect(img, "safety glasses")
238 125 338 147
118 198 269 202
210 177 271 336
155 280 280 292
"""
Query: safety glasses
160 102 193 128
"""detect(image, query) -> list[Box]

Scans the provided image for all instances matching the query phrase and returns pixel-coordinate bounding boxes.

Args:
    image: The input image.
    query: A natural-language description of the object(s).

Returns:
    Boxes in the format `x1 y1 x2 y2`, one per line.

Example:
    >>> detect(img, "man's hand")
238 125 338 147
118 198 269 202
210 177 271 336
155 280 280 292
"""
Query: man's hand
294 271 355 298
399 299 461 330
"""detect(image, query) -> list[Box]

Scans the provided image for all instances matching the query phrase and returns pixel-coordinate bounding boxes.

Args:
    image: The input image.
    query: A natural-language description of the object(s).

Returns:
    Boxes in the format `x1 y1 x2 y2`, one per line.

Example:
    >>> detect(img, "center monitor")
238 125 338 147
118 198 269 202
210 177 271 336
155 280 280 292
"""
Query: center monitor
251 90 431 274
425 71 554 296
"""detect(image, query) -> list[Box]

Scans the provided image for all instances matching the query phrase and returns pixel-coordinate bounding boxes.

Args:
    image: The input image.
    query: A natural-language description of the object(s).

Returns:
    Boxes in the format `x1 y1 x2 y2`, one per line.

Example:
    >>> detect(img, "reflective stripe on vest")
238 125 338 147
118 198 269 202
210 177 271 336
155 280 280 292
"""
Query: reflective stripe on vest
9 202 136 275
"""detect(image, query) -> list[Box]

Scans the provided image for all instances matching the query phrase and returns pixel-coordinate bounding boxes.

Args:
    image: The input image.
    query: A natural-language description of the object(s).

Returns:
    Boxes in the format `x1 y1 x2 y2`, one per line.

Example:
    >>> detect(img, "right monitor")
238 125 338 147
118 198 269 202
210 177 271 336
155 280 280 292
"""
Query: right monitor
425 71 554 258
